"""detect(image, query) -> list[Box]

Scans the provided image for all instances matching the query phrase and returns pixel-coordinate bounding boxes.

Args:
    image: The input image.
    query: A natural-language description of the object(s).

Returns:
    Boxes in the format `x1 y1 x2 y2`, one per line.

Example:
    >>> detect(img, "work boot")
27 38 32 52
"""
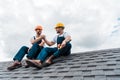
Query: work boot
7 62 22 71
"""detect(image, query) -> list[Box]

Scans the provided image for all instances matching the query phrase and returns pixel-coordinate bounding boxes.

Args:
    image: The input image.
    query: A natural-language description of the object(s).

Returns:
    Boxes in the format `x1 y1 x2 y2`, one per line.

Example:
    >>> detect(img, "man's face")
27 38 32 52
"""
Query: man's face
55 27 64 33
35 29 42 34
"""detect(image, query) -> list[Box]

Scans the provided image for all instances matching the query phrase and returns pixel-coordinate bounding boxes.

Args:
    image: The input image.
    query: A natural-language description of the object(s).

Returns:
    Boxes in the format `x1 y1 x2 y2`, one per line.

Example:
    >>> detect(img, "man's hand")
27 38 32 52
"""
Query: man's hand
57 44 61 49
40 35 46 39
61 41 66 48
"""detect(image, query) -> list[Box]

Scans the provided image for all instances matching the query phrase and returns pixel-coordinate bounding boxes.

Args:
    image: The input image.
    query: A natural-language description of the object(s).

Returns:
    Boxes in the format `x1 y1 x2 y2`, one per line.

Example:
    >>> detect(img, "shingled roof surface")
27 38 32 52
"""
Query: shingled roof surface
0 48 120 80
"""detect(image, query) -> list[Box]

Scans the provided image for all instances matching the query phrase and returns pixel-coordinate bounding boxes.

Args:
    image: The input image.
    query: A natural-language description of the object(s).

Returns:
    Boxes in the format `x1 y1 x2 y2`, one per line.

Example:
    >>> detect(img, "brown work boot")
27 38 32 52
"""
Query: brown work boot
42 59 53 67
7 62 22 71
25 60 42 69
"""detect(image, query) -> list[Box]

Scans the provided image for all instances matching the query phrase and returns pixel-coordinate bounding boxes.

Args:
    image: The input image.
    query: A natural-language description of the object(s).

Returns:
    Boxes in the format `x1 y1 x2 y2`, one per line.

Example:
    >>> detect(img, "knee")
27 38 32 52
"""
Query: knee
67 43 72 48
40 47 50 55
41 48 48 53
21 46 29 50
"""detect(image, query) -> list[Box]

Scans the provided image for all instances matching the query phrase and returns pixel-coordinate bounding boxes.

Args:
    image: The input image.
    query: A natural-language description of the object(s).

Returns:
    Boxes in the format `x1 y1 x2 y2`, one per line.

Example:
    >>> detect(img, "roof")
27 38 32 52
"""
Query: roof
0 48 120 80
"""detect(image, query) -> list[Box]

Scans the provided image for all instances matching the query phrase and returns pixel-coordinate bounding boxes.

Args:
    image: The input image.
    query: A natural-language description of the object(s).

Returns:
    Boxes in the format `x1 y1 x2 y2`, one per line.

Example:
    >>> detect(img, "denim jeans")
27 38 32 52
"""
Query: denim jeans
37 43 72 62
13 43 43 62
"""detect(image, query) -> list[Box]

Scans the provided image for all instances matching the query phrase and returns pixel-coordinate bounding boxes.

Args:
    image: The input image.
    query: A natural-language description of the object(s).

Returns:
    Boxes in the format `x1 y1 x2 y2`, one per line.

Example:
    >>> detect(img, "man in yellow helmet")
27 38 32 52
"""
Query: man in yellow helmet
26 22 72 68
7 25 45 70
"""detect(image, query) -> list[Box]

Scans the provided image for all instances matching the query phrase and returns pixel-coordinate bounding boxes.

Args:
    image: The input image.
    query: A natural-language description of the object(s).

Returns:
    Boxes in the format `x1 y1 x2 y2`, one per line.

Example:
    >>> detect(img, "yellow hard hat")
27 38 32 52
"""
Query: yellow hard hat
55 22 65 29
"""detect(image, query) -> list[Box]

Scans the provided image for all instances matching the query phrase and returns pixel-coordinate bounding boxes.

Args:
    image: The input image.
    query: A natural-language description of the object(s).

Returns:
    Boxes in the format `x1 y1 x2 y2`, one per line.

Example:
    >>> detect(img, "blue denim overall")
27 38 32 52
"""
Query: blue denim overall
36 36 72 62
13 37 43 62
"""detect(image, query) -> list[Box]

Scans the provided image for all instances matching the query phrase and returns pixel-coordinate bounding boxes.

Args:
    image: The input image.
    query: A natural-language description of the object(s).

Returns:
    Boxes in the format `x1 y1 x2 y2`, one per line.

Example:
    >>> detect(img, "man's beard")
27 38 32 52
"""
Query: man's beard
37 32 41 35
57 31 60 33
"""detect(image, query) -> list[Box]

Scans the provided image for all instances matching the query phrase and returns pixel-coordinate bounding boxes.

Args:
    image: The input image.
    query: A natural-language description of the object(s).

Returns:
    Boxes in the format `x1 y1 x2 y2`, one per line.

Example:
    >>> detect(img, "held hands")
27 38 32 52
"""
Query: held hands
40 35 46 39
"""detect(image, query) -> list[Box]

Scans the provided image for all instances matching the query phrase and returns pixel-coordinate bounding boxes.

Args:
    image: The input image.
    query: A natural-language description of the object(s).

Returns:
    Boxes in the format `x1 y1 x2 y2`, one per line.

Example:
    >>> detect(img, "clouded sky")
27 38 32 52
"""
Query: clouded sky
0 0 120 61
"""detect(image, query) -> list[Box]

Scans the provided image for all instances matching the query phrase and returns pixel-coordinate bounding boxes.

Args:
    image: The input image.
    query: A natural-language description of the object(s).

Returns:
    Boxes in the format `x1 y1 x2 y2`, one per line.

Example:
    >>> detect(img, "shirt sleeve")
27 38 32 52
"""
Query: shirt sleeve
52 35 58 43
51 32 70 43
64 32 70 38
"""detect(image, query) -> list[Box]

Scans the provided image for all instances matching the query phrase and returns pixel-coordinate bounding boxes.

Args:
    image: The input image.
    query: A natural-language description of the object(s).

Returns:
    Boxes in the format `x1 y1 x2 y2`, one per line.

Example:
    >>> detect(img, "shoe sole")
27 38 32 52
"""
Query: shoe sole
7 65 22 71
42 62 54 67
42 63 51 67
26 60 42 69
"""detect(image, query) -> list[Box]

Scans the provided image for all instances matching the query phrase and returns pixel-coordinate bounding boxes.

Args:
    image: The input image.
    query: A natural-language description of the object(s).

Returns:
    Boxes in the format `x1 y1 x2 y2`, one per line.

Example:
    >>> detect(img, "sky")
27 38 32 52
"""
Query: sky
0 0 120 61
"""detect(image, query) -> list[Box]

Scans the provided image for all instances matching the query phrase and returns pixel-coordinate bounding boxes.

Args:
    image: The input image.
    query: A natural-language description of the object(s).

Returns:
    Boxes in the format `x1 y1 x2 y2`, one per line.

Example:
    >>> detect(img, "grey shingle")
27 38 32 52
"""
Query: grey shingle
1 48 120 80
